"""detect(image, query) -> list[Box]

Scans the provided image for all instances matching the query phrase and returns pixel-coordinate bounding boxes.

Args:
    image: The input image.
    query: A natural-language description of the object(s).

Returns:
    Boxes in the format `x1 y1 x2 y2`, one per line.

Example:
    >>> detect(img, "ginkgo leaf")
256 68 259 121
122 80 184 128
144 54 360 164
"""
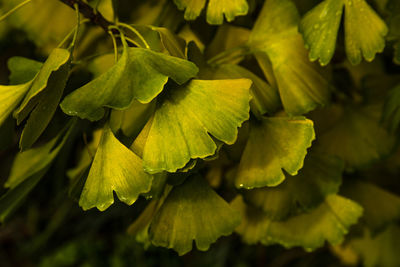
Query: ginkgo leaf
19 52 71 150
0 120 75 222
344 0 388 65
315 104 396 168
173 0 206 20
342 181 400 232
350 225 400 267
300 0 387 65
60 41 198 121
212 64 281 116
235 116 315 189
173 0 248 24
142 79 251 174
149 175 241 255
7 57 43 85
0 83 32 127
231 195 363 250
14 48 71 124
79 126 153 211
299 0 344 66
243 150 343 220
206 0 249 25
248 0 331 115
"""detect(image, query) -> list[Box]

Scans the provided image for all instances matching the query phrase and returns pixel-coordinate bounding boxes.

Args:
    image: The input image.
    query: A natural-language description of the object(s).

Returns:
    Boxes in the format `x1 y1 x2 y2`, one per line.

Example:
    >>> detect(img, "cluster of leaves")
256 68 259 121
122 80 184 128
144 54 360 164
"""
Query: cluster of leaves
1 0 400 266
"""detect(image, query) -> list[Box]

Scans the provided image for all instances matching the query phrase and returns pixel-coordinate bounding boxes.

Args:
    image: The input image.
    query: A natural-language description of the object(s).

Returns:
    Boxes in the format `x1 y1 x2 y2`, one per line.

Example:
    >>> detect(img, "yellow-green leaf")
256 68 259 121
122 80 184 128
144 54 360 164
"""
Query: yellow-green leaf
243 150 343 220
248 0 331 115
143 79 251 173
79 126 153 211
235 116 315 189
61 43 198 121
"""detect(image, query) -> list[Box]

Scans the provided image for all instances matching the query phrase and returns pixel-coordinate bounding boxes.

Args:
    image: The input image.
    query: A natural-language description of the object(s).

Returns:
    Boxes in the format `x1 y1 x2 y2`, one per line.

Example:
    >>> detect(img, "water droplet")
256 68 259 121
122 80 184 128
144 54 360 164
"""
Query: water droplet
145 195 153 200
238 184 244 188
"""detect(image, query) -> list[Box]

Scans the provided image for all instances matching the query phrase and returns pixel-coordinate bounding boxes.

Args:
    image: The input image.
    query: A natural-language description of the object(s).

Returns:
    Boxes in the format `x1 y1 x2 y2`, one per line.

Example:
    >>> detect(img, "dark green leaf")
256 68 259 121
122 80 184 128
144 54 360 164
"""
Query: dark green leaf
149 175 241 255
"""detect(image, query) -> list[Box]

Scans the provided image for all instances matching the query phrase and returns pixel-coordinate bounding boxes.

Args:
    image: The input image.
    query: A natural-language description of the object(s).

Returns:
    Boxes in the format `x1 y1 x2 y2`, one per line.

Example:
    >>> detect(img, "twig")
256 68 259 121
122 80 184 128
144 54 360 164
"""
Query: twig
58 0 115 33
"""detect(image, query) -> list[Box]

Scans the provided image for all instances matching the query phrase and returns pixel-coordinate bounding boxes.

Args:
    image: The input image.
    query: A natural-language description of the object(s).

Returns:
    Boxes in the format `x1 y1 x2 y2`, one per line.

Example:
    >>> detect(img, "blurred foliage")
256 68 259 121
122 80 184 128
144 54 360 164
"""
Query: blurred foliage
1 0 400 266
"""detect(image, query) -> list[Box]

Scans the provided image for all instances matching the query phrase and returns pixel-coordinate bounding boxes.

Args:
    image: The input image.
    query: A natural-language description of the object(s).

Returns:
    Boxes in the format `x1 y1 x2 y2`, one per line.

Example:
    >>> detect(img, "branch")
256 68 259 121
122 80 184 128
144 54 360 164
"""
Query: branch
59 0 114 33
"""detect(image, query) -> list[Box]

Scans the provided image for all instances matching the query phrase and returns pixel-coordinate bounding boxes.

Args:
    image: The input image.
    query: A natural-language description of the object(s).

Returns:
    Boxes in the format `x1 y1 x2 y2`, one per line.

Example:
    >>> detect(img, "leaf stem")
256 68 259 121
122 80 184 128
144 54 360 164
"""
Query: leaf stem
0 0 32 23
108 30 119 63
68 3 81 51
57 19 90 49
117 22 150 49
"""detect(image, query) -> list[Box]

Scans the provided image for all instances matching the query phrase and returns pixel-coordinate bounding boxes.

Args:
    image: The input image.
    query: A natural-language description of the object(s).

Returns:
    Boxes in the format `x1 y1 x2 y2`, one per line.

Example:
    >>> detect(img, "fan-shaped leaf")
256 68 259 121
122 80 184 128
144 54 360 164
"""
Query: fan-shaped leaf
173 0 248 24
61 43 198 121
300 0 388 65
231 195 363 250
316 104 396 168
79 126 153 211
342 181 400 232
235 116 315 189
212 64 281 116
149 175 241 255
206 0 248 25
142 79 251 173
300 0 344 65
248 0 331 115
243 150 343 220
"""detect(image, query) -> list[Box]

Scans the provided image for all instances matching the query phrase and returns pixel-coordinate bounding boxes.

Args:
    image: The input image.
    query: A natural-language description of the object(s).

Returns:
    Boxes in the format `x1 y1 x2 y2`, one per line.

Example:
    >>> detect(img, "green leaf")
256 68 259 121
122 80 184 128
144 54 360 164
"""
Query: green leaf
152 26 187 58
235 116 315 189
212 64 281 116
173 0 248 24
60 44 198 121
350 225 400 267
300 0 387 65
231 195 363 250
206 0 249 25
299 0 344 66
316 104 396 168
0 120 75 222
110 99 156 139
342 181 400 232
7 56 43 85
79 126 153 211
14 48 71 124
382 84 400 132
243 150 344 220
344 0 388 65
149 175 241 255
142 79 251 173
173 0 206 20
19 51 71 150
0 82 31 127
248 0 331 115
